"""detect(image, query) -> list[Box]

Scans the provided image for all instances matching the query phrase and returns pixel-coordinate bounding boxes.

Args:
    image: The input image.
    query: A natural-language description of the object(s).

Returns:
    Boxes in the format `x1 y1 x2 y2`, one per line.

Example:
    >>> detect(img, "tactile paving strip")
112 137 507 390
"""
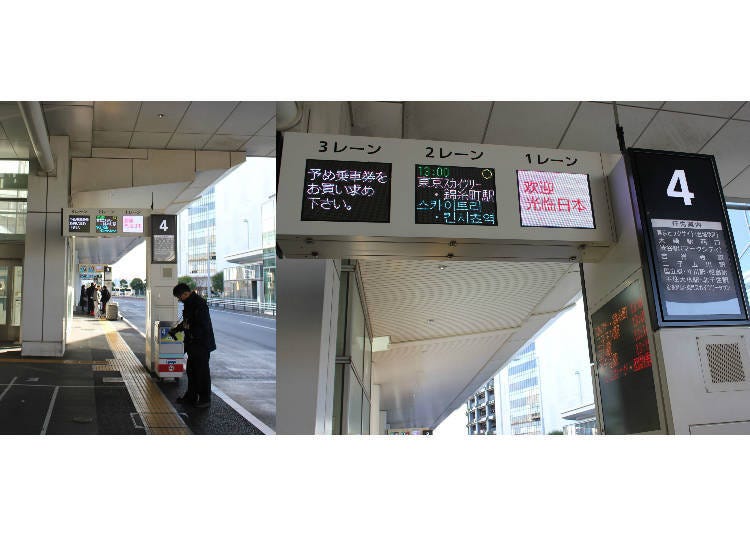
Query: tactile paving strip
99 319 190 435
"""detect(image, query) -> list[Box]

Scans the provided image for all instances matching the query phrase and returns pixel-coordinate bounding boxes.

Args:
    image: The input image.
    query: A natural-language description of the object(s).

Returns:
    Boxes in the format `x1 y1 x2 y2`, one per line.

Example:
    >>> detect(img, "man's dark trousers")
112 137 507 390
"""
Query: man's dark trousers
186 345 211 402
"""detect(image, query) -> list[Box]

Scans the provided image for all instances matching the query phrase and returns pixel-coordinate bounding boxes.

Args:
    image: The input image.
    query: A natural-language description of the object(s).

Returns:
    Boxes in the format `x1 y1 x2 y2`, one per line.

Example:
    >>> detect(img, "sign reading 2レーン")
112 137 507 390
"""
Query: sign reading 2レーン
628 148 750 327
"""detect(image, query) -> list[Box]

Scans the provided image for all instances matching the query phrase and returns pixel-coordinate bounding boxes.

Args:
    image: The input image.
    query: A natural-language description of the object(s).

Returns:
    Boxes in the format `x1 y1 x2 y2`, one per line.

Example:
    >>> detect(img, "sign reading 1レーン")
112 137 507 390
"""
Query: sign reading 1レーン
415 165 497 225
628 148 750 327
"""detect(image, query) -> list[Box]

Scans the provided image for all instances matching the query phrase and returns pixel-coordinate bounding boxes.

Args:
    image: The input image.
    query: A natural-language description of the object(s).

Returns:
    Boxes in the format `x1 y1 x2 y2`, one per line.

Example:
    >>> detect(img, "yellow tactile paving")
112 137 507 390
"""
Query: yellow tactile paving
98 319 190 435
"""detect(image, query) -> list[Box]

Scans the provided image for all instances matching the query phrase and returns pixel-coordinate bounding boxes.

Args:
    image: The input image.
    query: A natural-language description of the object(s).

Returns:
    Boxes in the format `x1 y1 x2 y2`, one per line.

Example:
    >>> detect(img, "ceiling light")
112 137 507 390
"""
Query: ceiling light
158 113 165 118
438 264 447 270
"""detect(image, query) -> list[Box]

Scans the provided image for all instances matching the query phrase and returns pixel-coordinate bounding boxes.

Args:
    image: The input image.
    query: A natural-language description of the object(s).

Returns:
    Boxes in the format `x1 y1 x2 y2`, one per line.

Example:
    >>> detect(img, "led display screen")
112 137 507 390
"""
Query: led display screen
629 149 748 325
301 159 391 223
123 215 144 233
95 215 118 234
517 170 595 228
415 164 497 225
68 215 90 233
593 280 661 434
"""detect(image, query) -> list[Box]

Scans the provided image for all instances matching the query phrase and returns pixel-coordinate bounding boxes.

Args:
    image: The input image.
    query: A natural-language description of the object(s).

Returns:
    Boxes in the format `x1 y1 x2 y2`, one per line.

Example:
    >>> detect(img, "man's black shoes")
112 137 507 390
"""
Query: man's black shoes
194 396 210 409
176 393 196 404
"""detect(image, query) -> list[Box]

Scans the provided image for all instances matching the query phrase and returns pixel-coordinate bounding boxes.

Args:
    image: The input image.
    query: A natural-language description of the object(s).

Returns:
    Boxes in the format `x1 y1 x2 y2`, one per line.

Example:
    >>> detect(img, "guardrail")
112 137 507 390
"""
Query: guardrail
207 298 276 316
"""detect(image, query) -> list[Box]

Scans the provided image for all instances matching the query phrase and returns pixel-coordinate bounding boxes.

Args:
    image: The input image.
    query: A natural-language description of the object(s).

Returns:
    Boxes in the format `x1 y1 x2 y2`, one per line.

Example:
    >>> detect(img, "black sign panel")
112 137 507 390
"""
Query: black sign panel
68 215 90 233
301 159 391 223
95 215 117 234
628 148 749 327
151 214 177 264
414 164 497 225
593 280 661 435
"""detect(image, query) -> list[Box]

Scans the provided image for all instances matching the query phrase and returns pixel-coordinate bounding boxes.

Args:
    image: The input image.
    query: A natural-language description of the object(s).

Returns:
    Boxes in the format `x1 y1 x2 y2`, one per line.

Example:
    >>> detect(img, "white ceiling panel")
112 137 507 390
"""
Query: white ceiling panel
243 135 275 156
0 140 16 157
134 102 190 132
404 102 492 143
43 104 93 141
359 259 570 343
351 101 403 138
484 101 579 148
255 117 275 137
204 134 249 151
167 133 212 150
176 102 238 134
93 130 132 148
559 102 656 153
734 103 750 121
634 110 726 153
616 101 664 109
700 120 750 184
0 102 21 121
94 102 141 131
217 101 275 136
70 141 92 157
722 166 750 200
0 123 6 139
130 131 172 149
662 101 745 118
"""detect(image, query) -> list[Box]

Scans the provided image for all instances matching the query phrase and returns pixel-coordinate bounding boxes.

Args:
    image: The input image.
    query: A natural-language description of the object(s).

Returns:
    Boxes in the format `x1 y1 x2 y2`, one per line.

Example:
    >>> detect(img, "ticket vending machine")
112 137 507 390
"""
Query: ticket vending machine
151 320 186 381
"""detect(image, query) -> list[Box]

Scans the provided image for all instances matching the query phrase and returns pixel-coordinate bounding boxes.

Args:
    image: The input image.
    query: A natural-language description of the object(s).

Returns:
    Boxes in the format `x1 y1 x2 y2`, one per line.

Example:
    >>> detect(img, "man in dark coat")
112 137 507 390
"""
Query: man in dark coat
169 283 216 408
100 285 111 317
86 283 96 316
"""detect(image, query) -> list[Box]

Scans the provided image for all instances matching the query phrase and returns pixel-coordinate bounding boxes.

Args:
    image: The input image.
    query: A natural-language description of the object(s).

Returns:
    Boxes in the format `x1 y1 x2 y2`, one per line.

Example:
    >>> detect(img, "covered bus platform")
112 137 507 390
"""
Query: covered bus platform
277 101 750 435
0 101 275 434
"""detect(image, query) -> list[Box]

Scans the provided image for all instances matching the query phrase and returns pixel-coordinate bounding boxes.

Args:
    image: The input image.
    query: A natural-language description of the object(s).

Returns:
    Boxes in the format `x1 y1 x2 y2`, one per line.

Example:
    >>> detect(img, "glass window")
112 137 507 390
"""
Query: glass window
345 367 363 435
362 395 371 435
348 273 365 376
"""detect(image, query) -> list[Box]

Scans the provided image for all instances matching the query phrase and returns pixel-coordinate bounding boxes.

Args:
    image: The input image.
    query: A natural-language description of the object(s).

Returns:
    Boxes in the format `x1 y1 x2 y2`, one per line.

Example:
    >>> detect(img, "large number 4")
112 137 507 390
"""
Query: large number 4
666 169 695 206
159 219 169 232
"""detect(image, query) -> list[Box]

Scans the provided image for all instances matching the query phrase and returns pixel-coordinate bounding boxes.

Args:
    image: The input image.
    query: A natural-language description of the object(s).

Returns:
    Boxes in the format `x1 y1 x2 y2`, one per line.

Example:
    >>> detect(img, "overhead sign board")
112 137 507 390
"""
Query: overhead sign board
278 133 615 261
592 280 661 434
62 208 149 237
628 148 749 327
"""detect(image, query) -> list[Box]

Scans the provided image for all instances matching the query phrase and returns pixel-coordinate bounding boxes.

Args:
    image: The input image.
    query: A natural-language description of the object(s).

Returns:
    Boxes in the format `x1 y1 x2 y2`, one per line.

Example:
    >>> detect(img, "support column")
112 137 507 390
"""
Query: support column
22 136 71 357
370 383 381 435
583 155 750 434
144 230 179 372
276 258 341 434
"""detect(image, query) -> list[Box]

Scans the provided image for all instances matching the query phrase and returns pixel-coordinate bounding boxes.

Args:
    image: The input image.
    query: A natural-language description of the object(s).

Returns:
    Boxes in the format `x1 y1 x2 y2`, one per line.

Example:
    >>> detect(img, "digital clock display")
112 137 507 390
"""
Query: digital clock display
415 164 497 225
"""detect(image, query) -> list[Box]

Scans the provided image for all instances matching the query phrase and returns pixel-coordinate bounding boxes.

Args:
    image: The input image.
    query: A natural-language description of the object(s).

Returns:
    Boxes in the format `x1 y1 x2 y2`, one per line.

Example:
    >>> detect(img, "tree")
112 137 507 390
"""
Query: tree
130 277 146 296
178 275 197 291
119 279 128 288
211 272 224 295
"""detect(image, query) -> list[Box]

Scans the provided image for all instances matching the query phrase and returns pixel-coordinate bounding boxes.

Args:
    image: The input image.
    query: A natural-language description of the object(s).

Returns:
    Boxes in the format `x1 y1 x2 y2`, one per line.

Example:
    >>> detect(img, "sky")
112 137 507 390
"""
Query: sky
111 240 146 286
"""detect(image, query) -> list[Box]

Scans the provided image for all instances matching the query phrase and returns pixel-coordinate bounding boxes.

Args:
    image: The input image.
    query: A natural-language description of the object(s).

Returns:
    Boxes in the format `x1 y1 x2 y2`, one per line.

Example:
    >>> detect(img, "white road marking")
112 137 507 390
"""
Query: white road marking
210 384 275 435
0 376 17 402
240 321 276 331
121 316 147 338
40 386 60 435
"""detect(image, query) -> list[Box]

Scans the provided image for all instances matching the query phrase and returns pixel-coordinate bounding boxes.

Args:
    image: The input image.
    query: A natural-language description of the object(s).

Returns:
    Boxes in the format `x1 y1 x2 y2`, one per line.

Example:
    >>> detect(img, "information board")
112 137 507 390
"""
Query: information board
151 214 177 264
62 208 149 237
96 215 118 234
628 148 749 326
593 280 661 434
68 215 90 233
415 164 497 225
301 159 391 223
517 170 594 228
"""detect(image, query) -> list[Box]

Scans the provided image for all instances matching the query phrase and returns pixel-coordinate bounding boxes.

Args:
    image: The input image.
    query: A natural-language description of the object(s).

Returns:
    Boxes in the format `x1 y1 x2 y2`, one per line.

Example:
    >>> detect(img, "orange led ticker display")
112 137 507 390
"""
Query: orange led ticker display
592 281 660 434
